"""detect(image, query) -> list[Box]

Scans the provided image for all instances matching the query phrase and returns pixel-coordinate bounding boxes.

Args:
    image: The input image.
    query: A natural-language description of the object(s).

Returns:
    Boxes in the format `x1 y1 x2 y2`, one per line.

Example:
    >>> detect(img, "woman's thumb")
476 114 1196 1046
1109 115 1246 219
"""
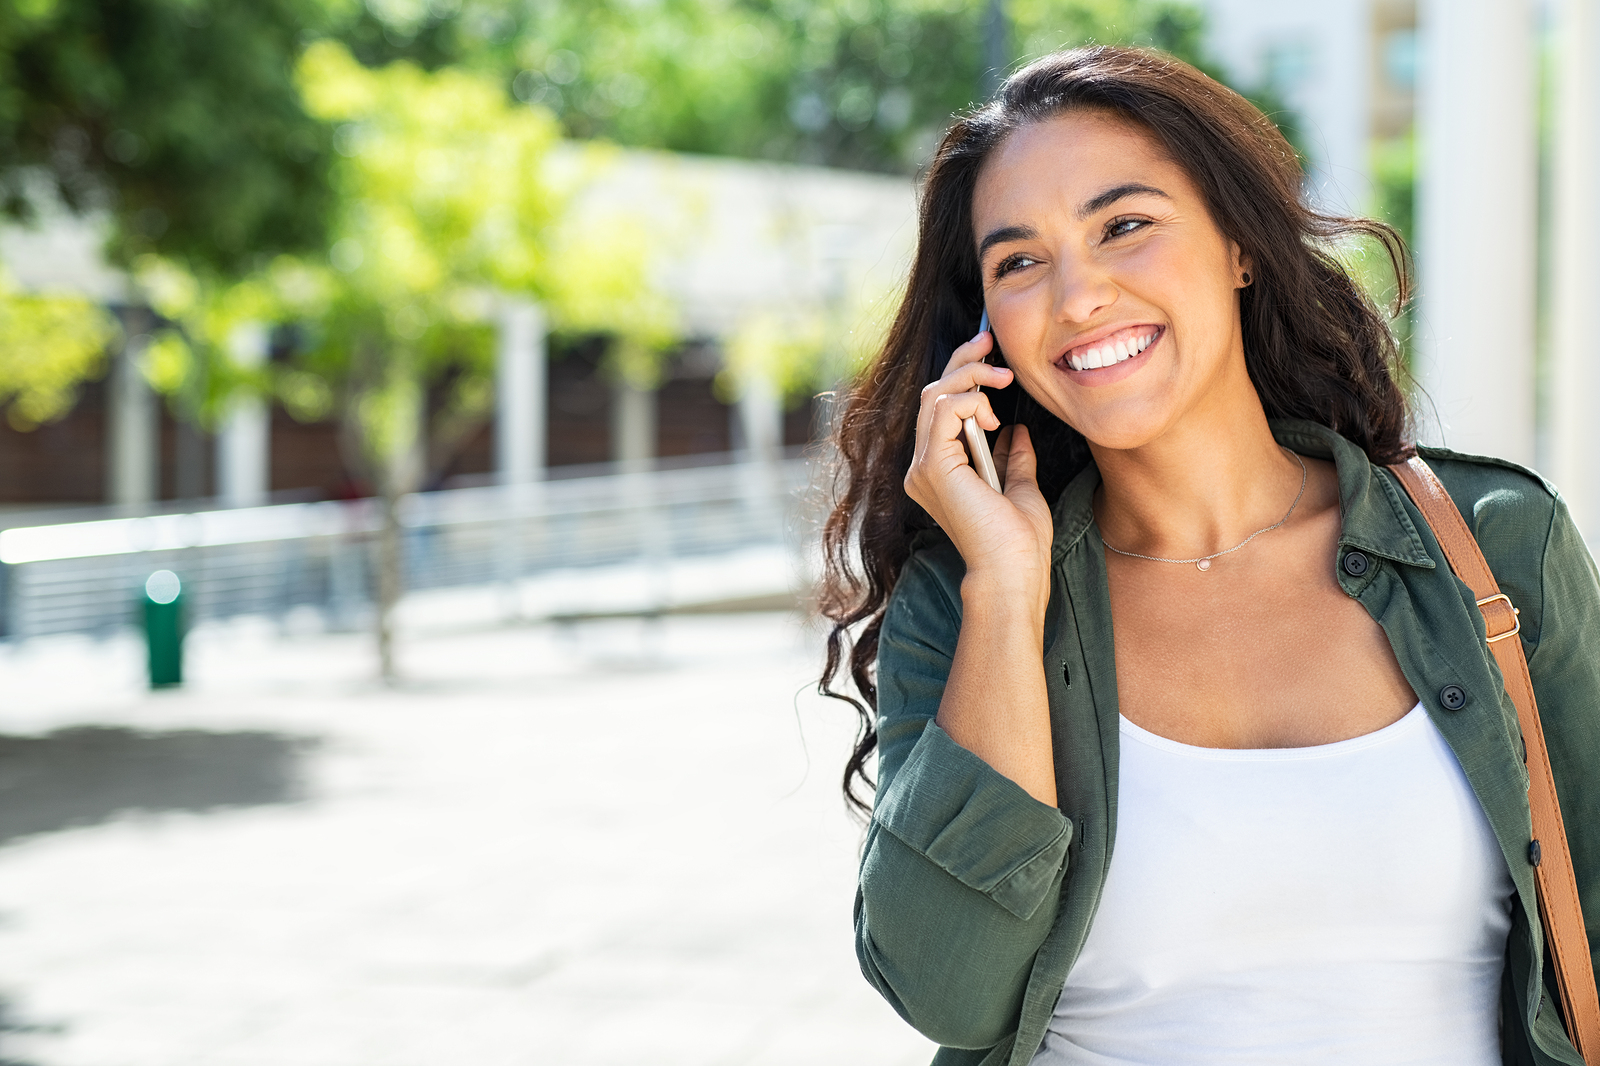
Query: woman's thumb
1000 423 1038 491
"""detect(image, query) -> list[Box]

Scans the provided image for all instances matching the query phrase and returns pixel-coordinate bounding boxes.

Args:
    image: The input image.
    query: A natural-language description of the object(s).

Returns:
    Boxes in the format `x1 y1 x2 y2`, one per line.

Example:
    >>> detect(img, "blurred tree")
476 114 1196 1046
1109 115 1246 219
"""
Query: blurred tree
0 0 359 435
0 272 117 429
0 0 351 272
358 0 1225 175
136 41 674 680
1371 130 1415 252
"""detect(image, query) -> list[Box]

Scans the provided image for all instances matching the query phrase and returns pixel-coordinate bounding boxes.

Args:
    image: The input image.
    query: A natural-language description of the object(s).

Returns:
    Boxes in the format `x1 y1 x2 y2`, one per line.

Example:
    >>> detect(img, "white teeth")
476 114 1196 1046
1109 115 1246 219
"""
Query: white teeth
1067 329 1159 371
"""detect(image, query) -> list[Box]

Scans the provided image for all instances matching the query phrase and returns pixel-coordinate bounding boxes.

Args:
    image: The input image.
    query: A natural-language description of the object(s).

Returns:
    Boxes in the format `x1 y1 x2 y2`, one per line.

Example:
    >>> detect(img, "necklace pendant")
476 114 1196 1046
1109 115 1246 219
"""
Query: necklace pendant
1196 559 1212 572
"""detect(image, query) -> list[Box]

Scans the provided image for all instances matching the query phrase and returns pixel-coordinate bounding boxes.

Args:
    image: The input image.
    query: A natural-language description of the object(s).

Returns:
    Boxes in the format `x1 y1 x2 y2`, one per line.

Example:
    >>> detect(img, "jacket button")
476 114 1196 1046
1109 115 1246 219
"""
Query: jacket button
1439 684 1468 711
1529 839 1542 867
1342 550 1371 577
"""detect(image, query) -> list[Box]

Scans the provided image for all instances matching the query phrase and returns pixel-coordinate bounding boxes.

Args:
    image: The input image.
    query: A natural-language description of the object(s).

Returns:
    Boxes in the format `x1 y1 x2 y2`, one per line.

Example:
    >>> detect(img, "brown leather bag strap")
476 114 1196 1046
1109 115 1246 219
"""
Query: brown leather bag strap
1388 456 1600 1063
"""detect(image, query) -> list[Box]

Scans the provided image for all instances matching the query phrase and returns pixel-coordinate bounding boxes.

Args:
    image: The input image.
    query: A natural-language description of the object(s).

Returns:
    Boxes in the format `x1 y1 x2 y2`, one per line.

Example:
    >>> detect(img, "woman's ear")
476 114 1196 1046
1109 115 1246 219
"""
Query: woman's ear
1232 244 1254 288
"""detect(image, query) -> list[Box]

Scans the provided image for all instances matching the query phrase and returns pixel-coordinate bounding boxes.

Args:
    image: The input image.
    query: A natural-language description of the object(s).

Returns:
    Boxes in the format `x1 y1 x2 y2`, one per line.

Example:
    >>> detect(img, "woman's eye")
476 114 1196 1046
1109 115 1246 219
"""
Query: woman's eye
1105 217 1150 239
992 254 1038 279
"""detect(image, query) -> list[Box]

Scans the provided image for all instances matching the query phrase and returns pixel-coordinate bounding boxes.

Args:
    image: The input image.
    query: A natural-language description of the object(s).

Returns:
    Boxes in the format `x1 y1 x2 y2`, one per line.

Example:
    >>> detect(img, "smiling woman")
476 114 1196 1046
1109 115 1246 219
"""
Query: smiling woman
819 47 1600 1066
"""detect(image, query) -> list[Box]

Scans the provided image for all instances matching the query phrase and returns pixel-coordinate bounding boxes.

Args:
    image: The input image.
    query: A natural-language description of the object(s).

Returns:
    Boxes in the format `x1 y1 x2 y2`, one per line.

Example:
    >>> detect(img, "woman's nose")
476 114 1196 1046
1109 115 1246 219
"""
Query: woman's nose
1052 256 1118 324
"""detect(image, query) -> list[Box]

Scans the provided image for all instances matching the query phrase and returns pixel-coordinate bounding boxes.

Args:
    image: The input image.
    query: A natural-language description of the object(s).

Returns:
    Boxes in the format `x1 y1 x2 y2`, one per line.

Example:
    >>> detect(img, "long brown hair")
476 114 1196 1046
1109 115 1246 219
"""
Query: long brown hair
820 46 1414 816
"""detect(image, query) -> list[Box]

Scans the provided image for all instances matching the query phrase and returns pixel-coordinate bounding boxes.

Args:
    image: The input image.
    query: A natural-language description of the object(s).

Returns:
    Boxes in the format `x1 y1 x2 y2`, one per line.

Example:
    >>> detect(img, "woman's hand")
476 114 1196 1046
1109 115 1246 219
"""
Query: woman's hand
904 330 1054 617
906 330 1059 805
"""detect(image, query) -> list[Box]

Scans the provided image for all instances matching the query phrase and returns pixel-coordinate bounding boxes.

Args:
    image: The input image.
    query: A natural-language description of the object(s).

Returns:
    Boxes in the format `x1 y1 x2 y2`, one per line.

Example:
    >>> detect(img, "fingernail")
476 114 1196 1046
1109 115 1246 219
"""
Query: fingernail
971 330 987 343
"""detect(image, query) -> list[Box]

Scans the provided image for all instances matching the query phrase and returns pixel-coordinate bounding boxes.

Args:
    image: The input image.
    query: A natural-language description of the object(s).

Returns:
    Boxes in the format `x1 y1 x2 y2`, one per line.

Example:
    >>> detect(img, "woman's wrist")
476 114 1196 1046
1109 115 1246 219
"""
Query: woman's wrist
960 568 1050 629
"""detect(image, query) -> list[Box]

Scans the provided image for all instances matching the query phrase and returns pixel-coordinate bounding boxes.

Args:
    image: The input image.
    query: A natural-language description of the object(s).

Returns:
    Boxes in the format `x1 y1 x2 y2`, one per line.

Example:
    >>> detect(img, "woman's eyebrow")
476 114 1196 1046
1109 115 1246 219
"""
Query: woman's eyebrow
977 184 1173 258
1077 182 1171 219
977 224 1038 260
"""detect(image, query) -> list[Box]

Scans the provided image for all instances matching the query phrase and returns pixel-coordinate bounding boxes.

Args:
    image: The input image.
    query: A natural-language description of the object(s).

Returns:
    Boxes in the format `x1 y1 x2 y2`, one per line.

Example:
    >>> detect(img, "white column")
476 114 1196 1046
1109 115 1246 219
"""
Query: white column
495 300 547 485
612 377 664 612
737 372 783 465
1198 0 1371 214
107 331 158 508
612 380 656 474
1551 0 1600 539
735 372 785 538
216 323 270 508
1414 0 1538 465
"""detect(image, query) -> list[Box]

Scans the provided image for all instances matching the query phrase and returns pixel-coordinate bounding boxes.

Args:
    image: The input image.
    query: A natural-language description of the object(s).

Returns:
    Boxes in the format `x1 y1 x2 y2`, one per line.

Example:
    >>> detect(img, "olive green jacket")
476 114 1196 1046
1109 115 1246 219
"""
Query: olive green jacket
857 420 1600 1066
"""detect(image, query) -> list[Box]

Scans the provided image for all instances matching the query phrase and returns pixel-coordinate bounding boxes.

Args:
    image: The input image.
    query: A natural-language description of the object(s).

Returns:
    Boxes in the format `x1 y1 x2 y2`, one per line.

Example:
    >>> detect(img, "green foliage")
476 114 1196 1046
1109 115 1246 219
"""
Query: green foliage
1371 131 1415 250
721 286 901 407
359 0 1223 175
137 42 673 492
1366 131 1416 365
0 0 351 273
0 273 118 429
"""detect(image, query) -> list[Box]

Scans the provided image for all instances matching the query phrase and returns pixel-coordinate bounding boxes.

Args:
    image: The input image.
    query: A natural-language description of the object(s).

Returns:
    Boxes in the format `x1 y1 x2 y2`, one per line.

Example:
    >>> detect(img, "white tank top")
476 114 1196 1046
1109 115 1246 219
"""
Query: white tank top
1032 703 1513 1066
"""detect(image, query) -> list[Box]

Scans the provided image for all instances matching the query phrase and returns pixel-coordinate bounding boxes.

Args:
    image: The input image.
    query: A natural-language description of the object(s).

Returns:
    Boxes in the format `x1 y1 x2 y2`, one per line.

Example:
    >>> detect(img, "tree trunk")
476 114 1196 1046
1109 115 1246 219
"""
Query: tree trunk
376 485 402 683
347 345 424 685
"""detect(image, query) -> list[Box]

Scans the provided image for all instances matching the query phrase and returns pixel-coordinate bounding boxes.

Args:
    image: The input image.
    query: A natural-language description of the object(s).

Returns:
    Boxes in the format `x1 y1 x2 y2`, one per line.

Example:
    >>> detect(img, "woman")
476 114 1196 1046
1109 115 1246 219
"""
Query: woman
820 46 1600 1065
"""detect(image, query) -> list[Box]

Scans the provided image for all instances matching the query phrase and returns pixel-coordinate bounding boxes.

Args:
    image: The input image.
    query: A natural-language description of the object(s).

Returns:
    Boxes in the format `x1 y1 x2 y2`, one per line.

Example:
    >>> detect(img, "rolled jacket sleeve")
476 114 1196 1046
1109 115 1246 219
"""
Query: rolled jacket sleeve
855 546 1073 1051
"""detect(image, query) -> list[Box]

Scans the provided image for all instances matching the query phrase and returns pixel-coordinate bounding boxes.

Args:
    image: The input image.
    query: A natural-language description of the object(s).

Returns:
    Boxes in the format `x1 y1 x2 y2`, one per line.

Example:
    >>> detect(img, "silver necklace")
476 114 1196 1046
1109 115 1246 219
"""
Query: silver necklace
1102 450 1308 572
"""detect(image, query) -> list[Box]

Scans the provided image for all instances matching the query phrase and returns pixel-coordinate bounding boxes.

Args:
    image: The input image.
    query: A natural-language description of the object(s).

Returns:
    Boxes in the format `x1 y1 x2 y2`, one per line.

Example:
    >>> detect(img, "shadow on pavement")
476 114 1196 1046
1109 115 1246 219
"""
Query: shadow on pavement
0 727 315 846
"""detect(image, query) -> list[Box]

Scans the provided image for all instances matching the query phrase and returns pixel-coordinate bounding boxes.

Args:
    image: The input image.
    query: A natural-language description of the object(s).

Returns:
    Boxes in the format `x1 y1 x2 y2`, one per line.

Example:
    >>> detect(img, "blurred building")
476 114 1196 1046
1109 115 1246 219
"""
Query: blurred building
0 151 914 511
1200 0 1416 215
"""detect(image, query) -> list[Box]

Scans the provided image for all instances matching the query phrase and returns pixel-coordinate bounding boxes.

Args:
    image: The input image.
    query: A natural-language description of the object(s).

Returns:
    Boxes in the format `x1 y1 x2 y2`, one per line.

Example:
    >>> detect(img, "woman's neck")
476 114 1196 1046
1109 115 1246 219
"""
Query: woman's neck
1090 399 1305 559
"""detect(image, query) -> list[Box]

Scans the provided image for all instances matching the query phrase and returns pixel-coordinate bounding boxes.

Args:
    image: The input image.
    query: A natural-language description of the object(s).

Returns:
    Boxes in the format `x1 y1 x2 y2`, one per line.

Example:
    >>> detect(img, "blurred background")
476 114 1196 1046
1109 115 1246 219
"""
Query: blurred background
0 0 1588 1063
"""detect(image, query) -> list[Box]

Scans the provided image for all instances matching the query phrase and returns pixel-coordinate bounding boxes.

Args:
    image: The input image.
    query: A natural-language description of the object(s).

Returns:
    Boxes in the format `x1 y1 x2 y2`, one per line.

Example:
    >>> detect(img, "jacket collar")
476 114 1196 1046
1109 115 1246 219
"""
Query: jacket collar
1049 418 1435 570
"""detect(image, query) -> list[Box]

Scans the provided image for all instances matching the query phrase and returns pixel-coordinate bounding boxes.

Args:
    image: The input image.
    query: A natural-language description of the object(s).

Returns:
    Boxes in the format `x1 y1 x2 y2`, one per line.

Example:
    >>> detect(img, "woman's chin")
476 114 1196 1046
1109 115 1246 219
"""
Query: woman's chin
1059 401 1178 454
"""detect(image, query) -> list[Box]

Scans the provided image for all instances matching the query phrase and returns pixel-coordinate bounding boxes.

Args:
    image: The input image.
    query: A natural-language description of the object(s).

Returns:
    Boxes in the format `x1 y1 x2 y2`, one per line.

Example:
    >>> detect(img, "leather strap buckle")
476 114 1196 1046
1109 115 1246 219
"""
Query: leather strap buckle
1475 593 1522 643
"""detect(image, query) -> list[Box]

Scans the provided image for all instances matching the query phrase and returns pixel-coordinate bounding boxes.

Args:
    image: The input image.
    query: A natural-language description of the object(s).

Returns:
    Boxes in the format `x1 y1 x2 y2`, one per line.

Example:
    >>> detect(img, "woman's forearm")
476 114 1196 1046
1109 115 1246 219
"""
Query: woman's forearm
935 572 1057 807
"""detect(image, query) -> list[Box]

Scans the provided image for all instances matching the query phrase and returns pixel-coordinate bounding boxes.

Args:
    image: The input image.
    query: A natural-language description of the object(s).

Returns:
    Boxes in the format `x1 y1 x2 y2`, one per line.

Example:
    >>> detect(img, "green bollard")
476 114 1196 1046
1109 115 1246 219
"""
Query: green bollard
142 570 184 688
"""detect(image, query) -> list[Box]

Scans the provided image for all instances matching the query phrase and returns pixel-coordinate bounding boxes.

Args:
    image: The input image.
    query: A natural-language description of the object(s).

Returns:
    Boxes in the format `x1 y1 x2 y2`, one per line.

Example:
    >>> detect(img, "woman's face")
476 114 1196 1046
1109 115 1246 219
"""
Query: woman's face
971 110 1252 452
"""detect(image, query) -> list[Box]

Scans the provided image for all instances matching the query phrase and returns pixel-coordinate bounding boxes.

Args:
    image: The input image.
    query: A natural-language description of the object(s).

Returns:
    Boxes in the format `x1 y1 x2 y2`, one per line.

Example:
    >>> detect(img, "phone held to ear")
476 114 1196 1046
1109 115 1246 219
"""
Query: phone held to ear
962 310 1003 491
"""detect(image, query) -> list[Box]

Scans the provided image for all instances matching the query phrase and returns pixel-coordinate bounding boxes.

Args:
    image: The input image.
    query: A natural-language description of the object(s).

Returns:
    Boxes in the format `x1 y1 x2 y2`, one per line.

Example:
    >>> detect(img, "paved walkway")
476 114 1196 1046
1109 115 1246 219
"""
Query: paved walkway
0 612 935 1066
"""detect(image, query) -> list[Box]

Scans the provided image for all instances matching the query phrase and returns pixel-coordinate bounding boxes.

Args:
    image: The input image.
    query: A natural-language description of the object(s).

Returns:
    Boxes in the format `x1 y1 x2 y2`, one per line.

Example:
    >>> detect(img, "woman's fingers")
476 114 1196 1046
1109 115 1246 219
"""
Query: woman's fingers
939 328 995 379
935 330 1011 391
905 389 993 507
992 422 1038 494
905 331 1022 509
922 361 1012 407
992 424 1015 486
915 345 1011 456
915 388 1000 465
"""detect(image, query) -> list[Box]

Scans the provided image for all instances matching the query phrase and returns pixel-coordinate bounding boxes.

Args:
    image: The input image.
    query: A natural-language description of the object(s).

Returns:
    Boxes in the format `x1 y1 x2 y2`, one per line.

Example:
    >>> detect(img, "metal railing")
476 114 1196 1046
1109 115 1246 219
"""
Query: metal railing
0 457 818 642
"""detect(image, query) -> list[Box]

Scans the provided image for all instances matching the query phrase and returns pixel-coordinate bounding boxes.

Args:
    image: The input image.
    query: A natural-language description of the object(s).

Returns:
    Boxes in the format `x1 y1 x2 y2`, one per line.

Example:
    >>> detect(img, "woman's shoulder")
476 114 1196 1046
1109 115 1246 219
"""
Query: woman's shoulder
888 528 966 621
1413 445 1566 567
1412 444 1592 655
1415 443 1560 519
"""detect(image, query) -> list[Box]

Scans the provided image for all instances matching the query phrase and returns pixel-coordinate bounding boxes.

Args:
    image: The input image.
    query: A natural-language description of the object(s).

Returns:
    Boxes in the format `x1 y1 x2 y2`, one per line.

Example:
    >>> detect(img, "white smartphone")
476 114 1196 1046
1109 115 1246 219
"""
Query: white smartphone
962 310 1003 491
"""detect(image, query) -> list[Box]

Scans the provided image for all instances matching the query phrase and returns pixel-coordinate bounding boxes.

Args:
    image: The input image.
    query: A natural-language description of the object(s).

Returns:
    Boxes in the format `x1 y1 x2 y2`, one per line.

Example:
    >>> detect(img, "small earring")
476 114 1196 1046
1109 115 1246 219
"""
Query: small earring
1241 271 1253 286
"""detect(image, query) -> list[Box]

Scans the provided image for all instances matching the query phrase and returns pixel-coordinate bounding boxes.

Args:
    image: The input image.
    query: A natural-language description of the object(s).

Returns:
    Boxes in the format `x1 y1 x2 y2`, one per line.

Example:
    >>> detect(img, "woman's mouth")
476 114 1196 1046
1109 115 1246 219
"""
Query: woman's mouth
1062 326 1163 371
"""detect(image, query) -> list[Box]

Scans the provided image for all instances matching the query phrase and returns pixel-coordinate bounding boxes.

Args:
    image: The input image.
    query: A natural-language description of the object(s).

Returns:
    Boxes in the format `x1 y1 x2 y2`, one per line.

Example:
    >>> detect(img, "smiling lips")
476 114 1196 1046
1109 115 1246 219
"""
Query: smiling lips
1063 326 1161 371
